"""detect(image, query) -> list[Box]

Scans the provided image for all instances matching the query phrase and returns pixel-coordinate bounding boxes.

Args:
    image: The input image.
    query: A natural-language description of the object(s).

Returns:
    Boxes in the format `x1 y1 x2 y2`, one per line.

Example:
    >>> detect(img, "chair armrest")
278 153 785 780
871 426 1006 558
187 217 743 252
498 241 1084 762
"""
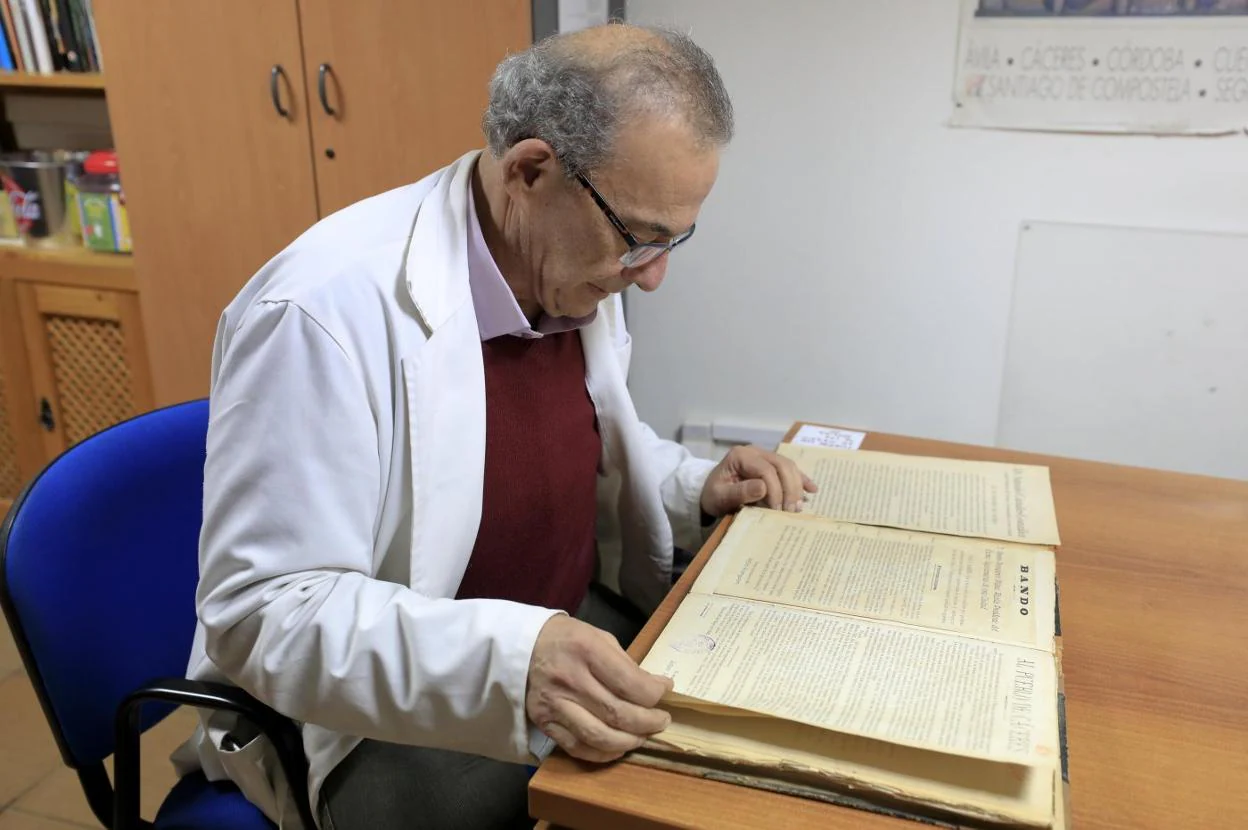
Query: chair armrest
113 677 317 830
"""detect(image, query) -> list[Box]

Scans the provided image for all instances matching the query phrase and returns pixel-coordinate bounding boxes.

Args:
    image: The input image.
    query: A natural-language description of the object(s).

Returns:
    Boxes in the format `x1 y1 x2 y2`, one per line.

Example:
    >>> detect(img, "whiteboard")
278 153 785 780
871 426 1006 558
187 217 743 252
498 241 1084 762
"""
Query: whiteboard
996 221 1248 481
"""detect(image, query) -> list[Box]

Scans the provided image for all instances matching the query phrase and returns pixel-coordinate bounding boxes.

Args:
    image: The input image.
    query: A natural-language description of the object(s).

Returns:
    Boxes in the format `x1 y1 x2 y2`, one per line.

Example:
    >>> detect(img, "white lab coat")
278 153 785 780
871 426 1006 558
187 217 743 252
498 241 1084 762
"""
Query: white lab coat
170 150 716 828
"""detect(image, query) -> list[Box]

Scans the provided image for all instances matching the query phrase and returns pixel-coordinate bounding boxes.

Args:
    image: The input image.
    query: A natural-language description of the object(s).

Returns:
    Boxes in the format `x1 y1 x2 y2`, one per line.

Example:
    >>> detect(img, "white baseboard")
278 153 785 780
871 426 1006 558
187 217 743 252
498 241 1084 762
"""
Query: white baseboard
678 419 791 461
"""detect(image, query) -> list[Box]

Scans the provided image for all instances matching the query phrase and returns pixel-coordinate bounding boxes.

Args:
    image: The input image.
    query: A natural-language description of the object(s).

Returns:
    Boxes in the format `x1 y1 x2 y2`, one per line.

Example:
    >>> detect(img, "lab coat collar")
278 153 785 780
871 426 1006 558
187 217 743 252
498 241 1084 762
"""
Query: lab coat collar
402 149 481 333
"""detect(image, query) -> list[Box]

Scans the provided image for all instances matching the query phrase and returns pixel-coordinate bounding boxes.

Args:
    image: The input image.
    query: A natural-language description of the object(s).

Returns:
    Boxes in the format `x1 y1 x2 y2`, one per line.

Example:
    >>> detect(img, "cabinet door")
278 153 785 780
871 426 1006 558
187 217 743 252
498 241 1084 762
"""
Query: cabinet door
298 0 531 216
0 361 23 503
0 280 42 501
91 1 320 407
0 278 43 501
15 283 154 457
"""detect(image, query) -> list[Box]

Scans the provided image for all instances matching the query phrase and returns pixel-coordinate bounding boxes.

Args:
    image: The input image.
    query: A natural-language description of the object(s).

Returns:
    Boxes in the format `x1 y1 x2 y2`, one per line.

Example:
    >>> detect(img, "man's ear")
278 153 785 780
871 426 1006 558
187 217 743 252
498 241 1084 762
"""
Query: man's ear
500 139 560 195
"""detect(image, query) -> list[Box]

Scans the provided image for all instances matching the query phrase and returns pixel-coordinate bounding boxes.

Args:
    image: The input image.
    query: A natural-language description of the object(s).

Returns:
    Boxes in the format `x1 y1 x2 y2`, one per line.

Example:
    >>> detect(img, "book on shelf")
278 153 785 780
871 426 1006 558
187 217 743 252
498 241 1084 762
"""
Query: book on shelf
0 0 102 75
632 441 1070 829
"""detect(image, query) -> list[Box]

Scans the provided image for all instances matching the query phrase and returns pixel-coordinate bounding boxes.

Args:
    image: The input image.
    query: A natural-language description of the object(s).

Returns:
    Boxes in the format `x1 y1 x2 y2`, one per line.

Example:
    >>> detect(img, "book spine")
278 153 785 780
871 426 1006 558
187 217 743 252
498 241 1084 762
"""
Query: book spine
10 0 34 73
64 0 89 71
0 0 24 72
81 0 96 72
72 0 94 71
35 0 64 71
50 0 78 72
0 15 13 71
18 0 51 73
1053 575 1072 828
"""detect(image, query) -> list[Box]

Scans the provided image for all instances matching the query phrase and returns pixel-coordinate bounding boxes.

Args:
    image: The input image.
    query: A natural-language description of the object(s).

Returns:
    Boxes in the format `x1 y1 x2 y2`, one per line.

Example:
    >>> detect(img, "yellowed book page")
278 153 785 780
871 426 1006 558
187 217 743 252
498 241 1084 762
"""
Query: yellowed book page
641 594 1059 767
647 709 1055 828
776 445 1061 546
692 507 1056 650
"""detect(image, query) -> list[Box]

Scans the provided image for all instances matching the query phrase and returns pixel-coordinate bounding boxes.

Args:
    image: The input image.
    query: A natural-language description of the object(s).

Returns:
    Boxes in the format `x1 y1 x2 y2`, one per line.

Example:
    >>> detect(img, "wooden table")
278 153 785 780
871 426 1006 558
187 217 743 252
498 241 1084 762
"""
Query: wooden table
529 423 1248 829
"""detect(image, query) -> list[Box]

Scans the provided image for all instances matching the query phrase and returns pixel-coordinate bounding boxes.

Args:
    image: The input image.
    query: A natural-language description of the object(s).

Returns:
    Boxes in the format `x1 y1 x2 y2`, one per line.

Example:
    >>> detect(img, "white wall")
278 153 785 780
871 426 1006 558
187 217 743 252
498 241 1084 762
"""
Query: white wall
622 0 1248 460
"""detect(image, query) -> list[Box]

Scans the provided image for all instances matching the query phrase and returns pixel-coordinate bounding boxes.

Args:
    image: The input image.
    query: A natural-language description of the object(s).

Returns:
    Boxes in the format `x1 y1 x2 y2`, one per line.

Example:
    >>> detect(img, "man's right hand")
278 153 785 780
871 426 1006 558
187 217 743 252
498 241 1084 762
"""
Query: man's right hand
526 614 674 763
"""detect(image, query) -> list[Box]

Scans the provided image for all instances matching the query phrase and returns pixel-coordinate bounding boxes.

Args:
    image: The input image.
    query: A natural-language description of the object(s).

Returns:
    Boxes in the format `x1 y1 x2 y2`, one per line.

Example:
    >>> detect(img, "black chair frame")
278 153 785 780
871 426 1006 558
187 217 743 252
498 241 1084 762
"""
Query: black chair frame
0 411 319 830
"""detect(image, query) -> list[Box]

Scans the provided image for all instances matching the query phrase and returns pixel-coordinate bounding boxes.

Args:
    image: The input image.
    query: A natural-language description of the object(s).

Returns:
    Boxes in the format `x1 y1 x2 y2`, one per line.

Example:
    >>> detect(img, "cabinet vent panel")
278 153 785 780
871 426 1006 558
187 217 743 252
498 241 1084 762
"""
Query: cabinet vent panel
0 365 22 499
46 315 135 446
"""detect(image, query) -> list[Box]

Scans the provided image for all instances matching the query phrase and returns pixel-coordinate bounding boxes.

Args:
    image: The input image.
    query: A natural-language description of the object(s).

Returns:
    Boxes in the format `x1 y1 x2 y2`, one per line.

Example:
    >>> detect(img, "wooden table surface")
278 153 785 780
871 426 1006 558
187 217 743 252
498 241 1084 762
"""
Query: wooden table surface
529 423 1248 829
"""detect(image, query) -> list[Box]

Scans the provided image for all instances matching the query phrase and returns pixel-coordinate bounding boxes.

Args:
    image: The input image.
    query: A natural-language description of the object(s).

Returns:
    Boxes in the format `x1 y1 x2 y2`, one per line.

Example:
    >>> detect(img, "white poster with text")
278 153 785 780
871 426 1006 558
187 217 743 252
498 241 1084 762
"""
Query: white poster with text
952 0 1248 134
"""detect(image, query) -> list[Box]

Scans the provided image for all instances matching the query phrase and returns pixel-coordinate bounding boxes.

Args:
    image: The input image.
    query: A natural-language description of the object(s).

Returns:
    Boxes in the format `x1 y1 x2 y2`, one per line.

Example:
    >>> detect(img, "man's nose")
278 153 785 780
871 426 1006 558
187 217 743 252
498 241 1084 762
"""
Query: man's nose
626 254 668 292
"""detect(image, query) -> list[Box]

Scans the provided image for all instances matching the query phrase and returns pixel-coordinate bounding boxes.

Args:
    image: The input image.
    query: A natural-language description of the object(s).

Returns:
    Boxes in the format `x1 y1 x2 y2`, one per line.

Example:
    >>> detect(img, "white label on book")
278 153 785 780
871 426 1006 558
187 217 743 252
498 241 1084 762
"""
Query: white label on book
791 425 865 450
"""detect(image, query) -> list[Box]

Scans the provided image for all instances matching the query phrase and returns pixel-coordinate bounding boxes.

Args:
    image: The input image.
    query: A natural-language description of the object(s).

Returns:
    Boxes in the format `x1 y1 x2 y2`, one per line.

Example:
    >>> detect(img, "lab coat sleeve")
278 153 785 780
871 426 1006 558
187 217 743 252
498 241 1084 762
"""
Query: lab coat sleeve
636 422 717 554
605 297 716 554
605 303 711 553
196 299 560 765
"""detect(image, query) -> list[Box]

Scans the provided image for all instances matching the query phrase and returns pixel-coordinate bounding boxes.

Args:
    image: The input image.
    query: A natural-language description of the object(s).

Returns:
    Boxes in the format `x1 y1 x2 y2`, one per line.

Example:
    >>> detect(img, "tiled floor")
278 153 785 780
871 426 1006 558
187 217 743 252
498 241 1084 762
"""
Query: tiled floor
0 613 196 829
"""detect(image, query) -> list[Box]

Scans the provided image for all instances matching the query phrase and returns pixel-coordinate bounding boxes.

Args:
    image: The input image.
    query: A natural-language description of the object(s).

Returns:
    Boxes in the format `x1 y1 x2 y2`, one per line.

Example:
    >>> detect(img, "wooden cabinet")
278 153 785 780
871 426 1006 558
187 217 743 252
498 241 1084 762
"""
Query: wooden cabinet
0 365 22 501
0 279 39 504
92 0 533 407
15 281 152 459
297 0 532 216
0 2 531 504
0 251 147 505
90 0 323 408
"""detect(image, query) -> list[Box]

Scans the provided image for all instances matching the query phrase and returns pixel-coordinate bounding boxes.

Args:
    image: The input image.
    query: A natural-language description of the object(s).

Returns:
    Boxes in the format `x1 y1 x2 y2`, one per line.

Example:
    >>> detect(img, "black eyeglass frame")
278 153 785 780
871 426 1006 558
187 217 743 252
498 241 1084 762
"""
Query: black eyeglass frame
576 172 696 267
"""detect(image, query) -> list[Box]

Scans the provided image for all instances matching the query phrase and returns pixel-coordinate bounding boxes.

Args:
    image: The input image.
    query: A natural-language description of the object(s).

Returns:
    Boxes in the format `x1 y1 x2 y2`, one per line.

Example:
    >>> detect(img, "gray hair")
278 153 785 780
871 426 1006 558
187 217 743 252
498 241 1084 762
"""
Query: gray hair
482 25 734 178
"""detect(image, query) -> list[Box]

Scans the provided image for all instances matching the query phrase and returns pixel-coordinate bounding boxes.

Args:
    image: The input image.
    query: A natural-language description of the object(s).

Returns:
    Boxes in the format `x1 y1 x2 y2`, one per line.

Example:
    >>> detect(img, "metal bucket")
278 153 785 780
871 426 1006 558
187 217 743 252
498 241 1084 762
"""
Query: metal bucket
0 150 74 248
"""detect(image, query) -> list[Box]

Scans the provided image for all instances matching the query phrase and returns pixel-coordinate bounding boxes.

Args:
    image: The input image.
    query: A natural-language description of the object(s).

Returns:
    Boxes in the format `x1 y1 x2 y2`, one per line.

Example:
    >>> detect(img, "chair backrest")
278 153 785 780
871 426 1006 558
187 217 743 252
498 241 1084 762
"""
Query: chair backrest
0 399 209 769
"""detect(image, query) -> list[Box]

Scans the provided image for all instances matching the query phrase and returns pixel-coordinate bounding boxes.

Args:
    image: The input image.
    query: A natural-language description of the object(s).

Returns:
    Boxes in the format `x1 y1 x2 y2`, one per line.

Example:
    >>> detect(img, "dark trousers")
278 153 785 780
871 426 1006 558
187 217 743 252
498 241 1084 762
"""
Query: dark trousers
317 584 647 830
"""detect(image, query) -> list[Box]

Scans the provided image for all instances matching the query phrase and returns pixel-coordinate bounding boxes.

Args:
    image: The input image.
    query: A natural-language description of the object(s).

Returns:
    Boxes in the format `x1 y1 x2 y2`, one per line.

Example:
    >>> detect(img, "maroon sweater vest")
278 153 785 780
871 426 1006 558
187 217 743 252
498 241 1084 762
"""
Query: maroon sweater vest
454 330 600 615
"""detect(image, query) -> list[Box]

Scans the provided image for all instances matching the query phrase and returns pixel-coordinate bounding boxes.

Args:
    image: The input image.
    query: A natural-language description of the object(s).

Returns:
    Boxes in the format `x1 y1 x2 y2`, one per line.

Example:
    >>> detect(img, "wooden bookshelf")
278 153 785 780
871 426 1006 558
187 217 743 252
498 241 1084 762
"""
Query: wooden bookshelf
0 245 135 291
0 72 106 92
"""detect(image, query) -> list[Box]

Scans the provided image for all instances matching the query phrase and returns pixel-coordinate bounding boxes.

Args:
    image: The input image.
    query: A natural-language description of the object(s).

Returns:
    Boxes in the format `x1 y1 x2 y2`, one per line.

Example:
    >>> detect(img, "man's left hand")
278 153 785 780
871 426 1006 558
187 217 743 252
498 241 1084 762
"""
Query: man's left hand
700 445 818 518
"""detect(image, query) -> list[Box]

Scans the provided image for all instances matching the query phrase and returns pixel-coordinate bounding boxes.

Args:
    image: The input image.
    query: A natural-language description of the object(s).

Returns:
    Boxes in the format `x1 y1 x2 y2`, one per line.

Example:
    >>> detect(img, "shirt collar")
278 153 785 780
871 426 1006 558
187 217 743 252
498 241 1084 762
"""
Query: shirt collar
466 174 597 341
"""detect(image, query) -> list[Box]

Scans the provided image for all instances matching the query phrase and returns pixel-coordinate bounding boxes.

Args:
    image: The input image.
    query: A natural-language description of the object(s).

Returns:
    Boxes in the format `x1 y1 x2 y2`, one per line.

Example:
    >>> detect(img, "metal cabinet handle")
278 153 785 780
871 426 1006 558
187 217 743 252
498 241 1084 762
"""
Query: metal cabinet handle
317 63 337 116
270 65 290 118
38 398 54 432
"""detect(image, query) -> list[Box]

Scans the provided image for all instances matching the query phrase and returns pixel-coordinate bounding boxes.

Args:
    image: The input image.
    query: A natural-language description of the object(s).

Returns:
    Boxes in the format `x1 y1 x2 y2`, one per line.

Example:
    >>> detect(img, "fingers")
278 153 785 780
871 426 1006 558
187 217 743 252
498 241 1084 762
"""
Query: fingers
757 462 784 509
587 633 674 709
527 617 674 765
774 456 807 512
580 668 672 737
730 447 801 511
540 706 642 763
725 479 767 513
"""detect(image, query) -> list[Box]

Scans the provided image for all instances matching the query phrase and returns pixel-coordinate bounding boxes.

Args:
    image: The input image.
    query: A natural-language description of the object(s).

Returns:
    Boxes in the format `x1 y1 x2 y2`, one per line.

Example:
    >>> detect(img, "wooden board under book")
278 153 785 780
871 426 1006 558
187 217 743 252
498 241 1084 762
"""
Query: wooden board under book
625 440 1072 829
625 551 1071 828
533 420 1248 830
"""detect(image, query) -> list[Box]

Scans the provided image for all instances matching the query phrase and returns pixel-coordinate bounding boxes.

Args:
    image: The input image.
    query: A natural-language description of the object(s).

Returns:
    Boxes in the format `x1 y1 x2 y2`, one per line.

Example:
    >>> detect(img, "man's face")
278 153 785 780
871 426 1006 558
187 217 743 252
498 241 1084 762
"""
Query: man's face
514 118 720 319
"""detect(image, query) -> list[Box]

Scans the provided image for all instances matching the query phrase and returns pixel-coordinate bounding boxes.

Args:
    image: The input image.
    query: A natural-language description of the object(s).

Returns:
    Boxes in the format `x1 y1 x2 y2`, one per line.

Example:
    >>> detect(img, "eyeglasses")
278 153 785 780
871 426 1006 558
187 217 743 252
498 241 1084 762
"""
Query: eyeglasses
576 173 696 268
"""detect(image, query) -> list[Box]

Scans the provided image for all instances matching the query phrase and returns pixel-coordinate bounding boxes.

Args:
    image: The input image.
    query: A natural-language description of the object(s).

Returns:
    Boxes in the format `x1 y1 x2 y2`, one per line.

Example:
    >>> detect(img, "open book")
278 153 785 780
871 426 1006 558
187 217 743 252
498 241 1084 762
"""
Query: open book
633 443 1070 829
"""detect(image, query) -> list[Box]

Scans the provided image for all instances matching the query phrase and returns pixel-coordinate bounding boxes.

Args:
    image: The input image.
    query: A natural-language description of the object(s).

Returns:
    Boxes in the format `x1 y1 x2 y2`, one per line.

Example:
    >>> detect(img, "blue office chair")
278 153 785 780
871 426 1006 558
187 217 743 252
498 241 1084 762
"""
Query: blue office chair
0 399 317 830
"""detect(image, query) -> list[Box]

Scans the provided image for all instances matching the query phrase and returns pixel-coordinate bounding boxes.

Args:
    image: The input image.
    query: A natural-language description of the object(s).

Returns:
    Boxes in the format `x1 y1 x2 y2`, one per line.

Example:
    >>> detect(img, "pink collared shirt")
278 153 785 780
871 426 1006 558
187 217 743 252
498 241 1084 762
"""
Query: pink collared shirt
466 181 597 340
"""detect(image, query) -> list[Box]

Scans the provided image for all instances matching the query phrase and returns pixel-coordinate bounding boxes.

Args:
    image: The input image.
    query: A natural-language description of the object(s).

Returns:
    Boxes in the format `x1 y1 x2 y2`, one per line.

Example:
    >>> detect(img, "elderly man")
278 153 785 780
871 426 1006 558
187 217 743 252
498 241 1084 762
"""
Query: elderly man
171 22 813 830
